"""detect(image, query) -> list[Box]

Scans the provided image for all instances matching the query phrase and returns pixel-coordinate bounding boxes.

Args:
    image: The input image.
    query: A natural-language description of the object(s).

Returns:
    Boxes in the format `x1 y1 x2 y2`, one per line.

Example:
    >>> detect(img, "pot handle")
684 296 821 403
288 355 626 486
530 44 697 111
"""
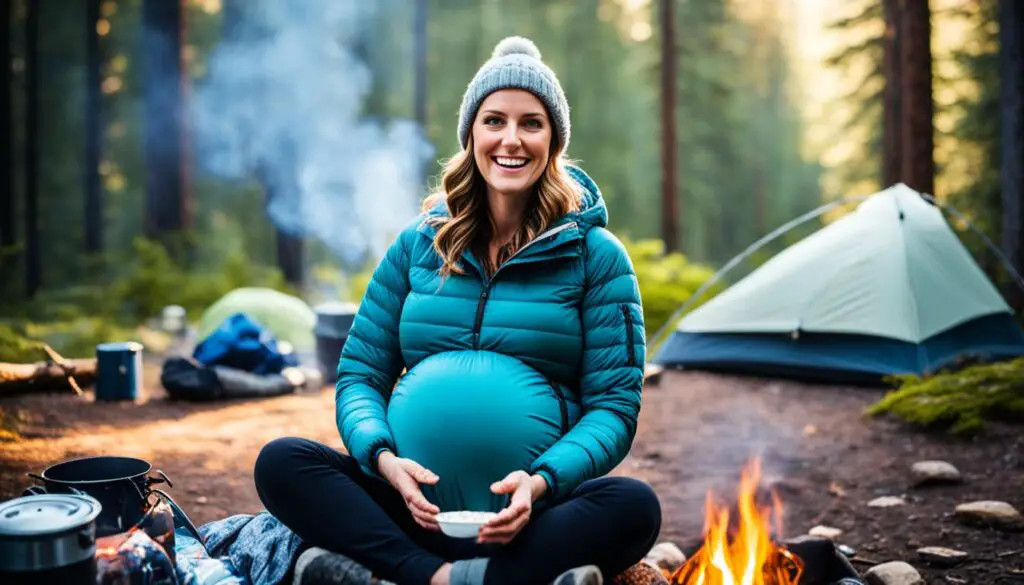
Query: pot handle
149 488 202 543
146 469 173 489
23 473 88 497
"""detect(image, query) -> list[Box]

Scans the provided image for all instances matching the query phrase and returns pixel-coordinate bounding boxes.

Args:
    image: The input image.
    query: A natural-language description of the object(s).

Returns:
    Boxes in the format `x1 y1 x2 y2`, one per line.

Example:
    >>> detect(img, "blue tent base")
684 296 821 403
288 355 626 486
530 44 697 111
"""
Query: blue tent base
654 313 1024 386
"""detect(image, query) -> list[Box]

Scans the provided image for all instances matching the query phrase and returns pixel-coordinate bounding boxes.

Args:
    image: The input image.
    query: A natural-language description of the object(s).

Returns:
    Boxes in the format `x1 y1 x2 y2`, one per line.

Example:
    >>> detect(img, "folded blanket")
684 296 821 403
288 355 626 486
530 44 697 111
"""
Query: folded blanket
174 512 304 585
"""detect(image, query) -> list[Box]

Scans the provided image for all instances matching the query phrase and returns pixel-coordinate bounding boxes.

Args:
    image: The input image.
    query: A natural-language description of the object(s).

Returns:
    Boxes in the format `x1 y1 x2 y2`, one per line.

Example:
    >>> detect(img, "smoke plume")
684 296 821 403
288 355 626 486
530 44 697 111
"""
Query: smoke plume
191 0 434 268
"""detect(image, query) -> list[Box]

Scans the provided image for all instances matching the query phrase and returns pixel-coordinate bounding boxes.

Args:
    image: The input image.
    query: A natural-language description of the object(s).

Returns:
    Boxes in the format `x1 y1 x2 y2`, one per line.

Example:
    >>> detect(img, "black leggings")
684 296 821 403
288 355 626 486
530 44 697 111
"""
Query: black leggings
253 437 662 585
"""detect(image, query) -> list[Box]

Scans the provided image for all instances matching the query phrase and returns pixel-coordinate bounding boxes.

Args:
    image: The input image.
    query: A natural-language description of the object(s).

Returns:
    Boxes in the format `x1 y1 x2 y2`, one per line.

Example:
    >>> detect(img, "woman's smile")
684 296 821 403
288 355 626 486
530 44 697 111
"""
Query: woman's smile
493 156 531 171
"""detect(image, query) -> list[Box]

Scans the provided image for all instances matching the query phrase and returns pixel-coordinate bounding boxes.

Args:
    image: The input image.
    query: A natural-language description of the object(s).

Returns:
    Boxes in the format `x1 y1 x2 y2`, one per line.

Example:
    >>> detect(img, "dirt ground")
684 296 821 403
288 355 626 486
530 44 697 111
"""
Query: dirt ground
2 364 1022 584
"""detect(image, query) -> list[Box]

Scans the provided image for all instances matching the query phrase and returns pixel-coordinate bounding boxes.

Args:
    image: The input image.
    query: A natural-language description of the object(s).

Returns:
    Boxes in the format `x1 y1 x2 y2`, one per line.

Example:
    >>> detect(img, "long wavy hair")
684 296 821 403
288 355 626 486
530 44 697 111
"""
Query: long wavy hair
422 134 582 279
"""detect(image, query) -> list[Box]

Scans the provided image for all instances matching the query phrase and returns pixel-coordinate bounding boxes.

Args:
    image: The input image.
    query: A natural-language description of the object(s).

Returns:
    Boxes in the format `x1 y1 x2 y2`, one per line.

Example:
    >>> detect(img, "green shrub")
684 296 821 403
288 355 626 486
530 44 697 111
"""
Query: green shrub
622 237 722 338
0 237 295 361
0 323 47 362
111 237 295 321
867 358 1024 435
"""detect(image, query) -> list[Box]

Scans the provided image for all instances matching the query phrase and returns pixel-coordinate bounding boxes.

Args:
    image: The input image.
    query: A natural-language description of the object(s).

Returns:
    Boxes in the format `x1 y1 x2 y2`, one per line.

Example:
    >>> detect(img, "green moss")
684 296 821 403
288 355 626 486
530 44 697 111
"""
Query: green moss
866 358 1024 435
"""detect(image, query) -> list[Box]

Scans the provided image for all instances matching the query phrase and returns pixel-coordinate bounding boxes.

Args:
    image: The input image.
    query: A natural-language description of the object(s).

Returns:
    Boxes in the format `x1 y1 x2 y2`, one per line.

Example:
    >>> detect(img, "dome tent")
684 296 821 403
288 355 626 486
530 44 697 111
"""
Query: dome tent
653 184 1024 384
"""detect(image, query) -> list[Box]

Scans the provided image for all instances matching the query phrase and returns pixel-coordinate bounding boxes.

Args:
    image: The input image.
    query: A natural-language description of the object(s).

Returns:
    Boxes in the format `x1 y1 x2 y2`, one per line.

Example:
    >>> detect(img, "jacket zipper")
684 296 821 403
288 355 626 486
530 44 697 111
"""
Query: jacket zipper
550 381 569 435
470 222 577 350
621 304 637 367
471 285 490 349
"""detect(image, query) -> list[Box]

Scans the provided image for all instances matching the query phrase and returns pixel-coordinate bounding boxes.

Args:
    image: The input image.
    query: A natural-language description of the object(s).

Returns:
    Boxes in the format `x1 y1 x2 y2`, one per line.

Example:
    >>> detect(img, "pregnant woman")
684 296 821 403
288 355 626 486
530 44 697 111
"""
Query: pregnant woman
253 36 661 585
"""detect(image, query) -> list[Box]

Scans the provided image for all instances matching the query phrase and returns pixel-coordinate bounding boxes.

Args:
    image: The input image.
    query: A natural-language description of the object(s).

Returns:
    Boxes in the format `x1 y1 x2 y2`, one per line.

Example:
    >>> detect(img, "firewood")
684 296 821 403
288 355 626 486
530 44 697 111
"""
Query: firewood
0 358 96 395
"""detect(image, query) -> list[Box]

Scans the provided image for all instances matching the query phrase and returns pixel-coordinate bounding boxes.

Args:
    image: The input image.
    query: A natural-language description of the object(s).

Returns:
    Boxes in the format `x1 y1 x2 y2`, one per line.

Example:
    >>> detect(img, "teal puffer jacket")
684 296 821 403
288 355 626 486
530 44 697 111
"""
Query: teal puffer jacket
336 166 646 513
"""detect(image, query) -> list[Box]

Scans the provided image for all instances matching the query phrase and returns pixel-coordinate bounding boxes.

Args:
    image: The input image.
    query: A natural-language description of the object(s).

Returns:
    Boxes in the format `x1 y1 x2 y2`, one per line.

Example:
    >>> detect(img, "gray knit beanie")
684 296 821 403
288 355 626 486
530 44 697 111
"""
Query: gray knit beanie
457 36 571 152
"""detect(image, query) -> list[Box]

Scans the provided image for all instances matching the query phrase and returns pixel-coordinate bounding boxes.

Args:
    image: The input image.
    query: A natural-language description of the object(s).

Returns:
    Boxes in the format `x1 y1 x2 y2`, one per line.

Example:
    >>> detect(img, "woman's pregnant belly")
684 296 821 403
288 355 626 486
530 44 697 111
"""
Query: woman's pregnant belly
387 350 566 513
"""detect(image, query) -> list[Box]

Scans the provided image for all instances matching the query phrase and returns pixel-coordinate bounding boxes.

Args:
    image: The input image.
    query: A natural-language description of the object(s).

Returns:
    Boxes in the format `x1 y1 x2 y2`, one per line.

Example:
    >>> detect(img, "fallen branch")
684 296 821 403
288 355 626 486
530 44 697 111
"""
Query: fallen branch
848 556 882 566
0 357 96 396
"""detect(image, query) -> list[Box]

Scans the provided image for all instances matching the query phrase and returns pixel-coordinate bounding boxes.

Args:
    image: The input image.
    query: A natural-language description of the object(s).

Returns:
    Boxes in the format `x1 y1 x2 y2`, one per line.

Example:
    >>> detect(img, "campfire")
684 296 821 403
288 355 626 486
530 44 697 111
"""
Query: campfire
670 459 804 585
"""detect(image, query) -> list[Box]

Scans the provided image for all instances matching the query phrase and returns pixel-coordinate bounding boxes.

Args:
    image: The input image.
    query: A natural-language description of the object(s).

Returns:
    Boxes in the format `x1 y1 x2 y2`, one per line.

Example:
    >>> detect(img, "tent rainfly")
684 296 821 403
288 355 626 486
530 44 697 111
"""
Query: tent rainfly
653 184 1024 383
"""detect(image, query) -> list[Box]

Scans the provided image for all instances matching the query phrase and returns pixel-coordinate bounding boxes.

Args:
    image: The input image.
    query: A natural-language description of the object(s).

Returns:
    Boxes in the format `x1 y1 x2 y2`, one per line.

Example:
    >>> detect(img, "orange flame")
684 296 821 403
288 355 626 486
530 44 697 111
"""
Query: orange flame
671 459 803 585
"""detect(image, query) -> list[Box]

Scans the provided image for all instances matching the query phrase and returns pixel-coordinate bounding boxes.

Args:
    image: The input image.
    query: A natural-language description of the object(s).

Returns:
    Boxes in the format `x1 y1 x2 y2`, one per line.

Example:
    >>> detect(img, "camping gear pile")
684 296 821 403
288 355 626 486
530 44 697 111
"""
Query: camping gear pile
162 311 320 402
159 287 345 401
654 184 1024 384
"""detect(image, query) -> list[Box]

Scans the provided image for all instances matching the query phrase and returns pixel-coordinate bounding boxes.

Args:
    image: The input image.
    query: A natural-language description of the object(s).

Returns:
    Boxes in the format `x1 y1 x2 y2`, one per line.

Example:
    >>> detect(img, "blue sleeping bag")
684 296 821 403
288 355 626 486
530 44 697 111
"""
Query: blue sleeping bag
192 313 298 375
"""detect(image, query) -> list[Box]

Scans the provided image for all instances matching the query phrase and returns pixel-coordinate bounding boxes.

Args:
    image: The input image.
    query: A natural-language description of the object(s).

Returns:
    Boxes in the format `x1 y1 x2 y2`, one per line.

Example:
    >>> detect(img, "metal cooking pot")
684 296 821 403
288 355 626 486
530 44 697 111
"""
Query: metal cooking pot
314 301 357 384
0 493 101 585
24 455 200 541
782 535 865 585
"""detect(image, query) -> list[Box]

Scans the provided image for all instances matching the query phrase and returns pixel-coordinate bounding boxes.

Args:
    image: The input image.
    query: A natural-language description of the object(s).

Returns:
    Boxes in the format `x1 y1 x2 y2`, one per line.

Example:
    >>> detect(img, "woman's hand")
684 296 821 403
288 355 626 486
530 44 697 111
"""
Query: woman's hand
377 451 441 531
477 470 548 544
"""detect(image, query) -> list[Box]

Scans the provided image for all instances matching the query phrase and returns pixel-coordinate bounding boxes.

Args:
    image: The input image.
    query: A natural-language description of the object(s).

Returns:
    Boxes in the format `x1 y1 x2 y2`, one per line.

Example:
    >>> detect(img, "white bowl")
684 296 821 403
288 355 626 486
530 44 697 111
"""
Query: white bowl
435 511 498 539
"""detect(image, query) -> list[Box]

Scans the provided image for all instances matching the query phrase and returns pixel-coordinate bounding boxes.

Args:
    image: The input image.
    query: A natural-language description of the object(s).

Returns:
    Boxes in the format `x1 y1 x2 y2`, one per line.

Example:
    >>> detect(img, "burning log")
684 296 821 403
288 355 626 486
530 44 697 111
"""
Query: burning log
668 460 863 585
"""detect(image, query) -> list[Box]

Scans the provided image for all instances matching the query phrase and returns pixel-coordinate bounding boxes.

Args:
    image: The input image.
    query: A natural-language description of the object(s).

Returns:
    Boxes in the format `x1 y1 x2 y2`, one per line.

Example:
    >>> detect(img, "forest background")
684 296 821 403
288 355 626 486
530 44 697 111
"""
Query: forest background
1 0 1020 360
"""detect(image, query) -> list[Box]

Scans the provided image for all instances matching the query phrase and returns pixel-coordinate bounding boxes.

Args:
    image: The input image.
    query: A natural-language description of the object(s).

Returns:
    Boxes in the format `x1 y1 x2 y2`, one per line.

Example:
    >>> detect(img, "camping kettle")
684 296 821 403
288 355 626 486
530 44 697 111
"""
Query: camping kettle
0 493 102 585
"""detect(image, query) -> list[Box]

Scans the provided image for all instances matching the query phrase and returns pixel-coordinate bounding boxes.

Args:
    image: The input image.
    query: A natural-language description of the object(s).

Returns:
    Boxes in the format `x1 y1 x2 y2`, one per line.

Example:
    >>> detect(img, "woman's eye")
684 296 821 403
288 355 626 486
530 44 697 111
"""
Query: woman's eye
484 117 503 126
524 119 542 129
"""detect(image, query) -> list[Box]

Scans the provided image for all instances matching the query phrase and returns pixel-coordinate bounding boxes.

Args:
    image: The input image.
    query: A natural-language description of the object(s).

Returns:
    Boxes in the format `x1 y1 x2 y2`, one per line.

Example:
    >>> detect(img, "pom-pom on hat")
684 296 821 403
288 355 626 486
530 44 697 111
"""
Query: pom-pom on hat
456 36 571 152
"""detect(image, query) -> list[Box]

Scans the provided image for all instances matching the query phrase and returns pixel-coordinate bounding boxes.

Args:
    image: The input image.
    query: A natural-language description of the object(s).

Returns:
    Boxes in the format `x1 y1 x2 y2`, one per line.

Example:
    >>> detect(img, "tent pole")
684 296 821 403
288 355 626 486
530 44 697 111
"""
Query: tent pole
921 193 1024 296
648 196 871 354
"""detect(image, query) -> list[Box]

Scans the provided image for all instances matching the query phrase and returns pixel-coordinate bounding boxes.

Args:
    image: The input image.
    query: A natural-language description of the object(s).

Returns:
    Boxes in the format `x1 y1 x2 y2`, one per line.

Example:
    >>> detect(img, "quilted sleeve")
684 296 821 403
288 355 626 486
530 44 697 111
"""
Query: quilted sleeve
335 231 412 478
528 227 645 500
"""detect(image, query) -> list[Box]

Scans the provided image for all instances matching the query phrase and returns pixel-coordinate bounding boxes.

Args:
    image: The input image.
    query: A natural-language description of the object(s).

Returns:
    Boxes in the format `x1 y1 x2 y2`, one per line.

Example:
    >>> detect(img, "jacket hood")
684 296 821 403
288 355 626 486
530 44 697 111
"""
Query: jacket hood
422 164 608 233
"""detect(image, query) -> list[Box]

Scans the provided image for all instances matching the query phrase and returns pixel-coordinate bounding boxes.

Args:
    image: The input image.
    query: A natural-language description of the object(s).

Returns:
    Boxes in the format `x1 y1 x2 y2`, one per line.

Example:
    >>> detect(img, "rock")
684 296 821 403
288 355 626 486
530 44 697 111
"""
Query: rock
917 546 969 567
643 541 686 573
910 460 962 486
808 525 843 540
863 561 925 585
954 500 1024 531
868 495 906 508
644 364 664 386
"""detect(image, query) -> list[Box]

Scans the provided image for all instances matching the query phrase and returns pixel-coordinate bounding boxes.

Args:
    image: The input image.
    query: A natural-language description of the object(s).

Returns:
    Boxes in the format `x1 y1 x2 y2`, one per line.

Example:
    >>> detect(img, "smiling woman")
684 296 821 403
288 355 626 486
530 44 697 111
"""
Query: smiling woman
252 36 662 585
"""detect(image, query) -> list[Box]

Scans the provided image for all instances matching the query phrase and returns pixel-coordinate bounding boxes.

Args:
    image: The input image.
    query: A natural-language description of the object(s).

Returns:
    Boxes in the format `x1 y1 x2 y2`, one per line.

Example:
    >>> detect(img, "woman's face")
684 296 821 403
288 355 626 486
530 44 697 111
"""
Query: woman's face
472 89 552 199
